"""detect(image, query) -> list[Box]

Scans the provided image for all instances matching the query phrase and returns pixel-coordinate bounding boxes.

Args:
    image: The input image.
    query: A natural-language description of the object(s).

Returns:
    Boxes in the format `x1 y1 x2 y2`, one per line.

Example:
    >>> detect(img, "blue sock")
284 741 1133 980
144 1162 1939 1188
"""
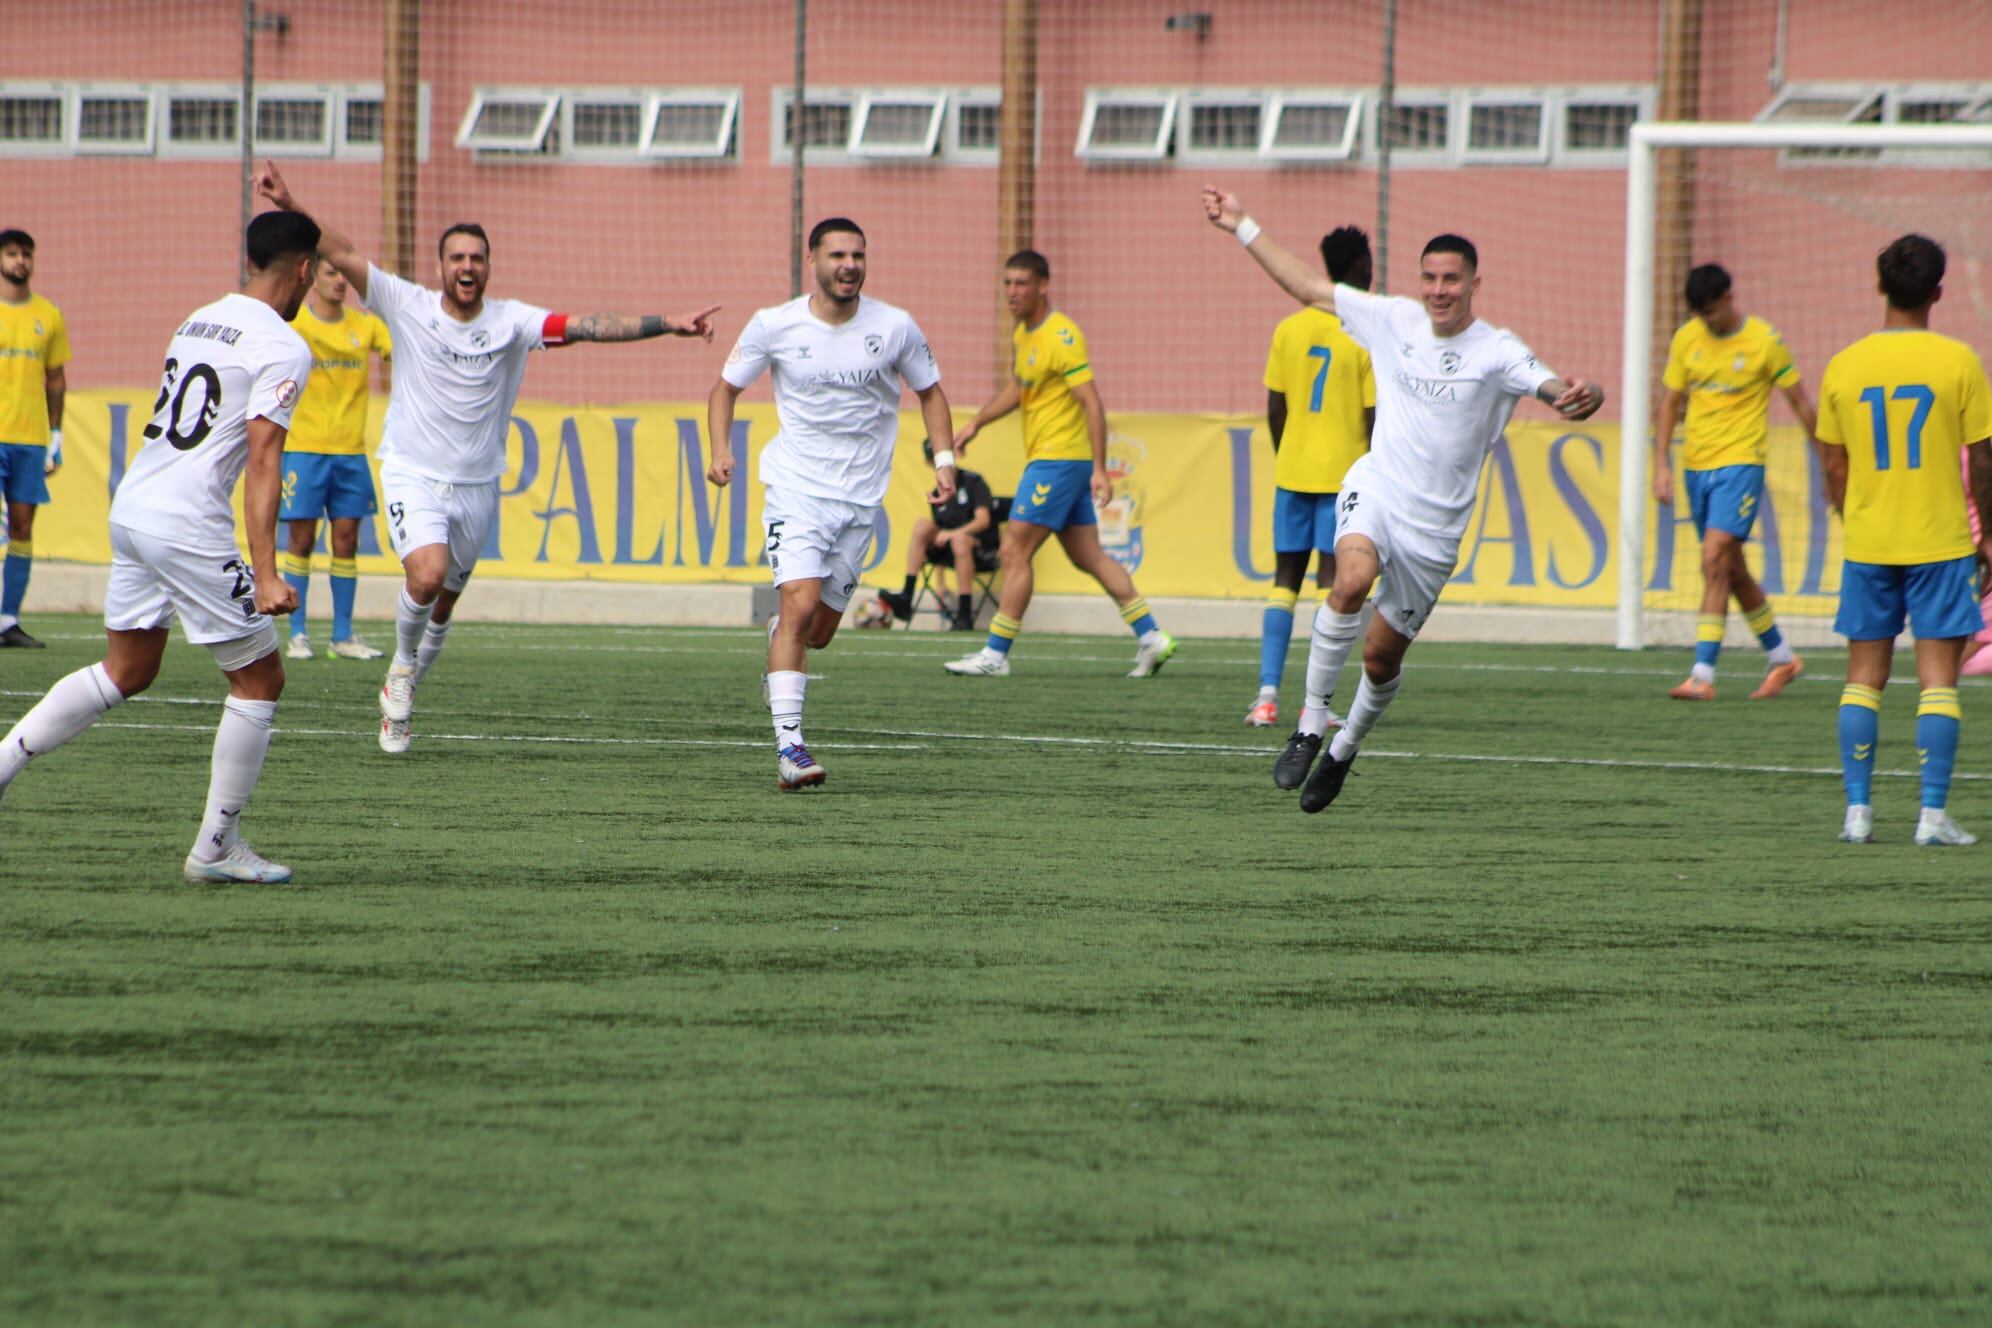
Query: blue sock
2 546 31 618
330 556 359 641
280 552 310 637
1259 588 1299 690
986 613 1021 656
1838 685 1882 806
1693 614 1722 670
1917 688 1962 810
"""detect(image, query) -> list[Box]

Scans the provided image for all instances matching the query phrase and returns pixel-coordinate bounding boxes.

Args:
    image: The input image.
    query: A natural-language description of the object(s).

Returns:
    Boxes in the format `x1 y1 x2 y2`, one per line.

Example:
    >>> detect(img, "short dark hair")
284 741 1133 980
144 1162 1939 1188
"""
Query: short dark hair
1877 234 1945 311
1421 233 1478 271
438 223 490 261
809 217 865 251
1319 227 1370 284
246 211 322 271
0 229 33 254
1005 249 1050 280
1684 263 1732 313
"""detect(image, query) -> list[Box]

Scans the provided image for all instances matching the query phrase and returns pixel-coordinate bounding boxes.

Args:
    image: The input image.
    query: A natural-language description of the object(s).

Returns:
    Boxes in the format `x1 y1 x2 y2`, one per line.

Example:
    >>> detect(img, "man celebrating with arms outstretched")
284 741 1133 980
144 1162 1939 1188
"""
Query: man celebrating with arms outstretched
254 161 718 752
1203 187 1604 814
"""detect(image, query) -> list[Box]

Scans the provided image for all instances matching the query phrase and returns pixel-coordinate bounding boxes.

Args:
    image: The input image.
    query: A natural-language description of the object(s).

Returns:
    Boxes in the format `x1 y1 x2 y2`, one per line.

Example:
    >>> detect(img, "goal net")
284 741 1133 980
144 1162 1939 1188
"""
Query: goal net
1618 120 1992 650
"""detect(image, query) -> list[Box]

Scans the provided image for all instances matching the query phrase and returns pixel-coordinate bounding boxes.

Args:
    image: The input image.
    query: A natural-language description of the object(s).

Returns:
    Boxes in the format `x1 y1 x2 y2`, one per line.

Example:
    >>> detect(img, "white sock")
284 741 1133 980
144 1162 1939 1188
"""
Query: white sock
769 669 807 750
414 619 452 685
0 613 17 632
192 697 276 860
0 663 124 788
1299 606 1363 735
394 588 430 669
1139 627 1162 646
1690 661 1716 684
1257 684 1278 702
1766 640 1794 667
1329 670 1402 761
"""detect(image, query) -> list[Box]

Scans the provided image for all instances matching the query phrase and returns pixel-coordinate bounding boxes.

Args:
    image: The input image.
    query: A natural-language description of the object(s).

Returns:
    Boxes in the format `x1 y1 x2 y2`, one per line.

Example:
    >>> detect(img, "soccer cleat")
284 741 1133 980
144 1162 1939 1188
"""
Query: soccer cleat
777 742 827 791
945 650 1011 677
1245 697 1280 728
1298 748 1356 814
1838 804 1873 844
951 607 978 632
378 715 411 754
0 624 45 649
1749 654 1804 700
1127 631 1179 678
183 841 293 884
1668 676 1716 701
1273 730 1322 789
878 588 914 623
286 633 315 660
379 663 415 722
330 635 385 661
1914 810 1977 847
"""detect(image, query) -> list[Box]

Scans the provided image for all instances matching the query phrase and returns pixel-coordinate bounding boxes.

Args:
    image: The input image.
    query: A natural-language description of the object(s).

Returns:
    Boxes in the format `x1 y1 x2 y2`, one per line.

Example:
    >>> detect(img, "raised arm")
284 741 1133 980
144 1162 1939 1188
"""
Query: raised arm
564 307 720 344
953 378 1022 452
916 383 957 503
252 159 368 296
1535 377 1606 421
1201 187 1338 313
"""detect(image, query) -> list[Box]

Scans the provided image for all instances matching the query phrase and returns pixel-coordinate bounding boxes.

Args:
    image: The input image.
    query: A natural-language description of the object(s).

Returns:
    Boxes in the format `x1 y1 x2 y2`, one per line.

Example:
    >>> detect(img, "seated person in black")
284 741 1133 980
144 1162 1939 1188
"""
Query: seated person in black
880 439 997 630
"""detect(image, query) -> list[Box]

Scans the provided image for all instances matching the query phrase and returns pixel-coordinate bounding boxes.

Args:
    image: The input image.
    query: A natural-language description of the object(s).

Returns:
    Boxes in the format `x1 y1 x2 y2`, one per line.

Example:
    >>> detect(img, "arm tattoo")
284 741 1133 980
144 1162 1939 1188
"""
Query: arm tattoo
1536 380 1565 406
566 313 668 343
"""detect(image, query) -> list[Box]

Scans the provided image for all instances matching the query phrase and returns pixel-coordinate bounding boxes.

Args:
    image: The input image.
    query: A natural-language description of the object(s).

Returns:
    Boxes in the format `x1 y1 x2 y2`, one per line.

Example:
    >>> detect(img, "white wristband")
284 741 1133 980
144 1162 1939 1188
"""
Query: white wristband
49 428 62 450
931 448 957 470
1235 217 1262 247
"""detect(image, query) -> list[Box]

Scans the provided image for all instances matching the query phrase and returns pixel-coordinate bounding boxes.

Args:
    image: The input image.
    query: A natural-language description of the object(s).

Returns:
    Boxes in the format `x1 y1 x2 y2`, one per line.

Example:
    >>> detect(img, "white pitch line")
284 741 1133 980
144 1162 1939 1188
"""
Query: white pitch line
91 721 929 752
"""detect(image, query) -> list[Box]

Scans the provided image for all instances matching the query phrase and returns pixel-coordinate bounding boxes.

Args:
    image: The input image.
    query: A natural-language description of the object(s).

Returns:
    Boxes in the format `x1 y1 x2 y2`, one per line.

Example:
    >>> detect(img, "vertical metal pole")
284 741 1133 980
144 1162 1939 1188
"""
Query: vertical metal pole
1374 0 1395 292
790 0 807 298
995 0 1038 390
1618 129 1658 651
241 0 256 276
383 0 420 278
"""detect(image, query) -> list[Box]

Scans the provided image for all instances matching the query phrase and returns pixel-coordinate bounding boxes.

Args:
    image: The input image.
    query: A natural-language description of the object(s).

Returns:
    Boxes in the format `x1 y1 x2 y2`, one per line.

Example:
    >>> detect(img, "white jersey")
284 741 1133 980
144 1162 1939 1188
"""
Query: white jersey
1332 285 1557 543
721 294 940 506
364 262 556 484
110 293 312 547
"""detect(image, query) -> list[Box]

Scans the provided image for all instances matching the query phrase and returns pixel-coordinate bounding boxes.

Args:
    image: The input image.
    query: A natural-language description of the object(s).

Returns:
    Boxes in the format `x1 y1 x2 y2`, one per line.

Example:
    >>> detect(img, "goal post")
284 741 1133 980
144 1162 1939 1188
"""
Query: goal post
1617 120 1992 650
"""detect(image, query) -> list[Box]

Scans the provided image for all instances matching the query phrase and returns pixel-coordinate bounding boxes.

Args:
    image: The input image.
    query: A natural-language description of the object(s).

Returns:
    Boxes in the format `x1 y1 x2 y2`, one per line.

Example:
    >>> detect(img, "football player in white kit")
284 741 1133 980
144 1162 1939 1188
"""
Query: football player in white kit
1202 187 1605 815
0 211 320 882
253 161 719 752
706 218 958 791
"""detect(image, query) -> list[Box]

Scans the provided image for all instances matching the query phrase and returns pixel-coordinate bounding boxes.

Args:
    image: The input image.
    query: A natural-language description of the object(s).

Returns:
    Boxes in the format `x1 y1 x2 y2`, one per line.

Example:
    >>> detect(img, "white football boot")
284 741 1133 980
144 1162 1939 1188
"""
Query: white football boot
286 634 314 661
1914 809 1976 846
1838 804 1873 844
379 662 415 723
330 635 385 661
944 649 1011 677
1127 631 1179 678
184 841 294 884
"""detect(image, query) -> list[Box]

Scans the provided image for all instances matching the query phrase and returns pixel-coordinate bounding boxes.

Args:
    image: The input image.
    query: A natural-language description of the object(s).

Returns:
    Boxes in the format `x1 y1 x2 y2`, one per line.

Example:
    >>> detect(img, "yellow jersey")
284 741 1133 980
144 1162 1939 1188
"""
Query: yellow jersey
1263 307 1374 493
287 303 392 456
1013 311 1094 463
1662 314 1799 471
0 294 70 446
1817 329 1992 565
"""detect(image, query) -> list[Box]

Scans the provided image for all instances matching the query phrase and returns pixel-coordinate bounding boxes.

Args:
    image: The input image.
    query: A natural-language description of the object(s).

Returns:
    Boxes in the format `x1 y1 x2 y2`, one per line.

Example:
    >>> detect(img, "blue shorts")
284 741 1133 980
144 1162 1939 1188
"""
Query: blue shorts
0 443 52 506
1835 555 1985 641
281 453 378 522
1008 459 1097 531
1683 464 1765 540
1273 488 1338 554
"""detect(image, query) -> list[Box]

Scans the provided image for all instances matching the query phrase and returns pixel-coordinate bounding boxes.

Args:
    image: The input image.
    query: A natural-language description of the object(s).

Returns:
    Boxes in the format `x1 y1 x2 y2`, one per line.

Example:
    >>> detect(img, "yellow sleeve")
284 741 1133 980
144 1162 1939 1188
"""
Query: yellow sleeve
1357 344 1376 408
372 314 393 360
1058 320 1093 388
46 307 71 371
1660 325 1690 392
1962 350 1992 445
1764 325 1798 386
1263 323 1286 392
1815 362 1845 446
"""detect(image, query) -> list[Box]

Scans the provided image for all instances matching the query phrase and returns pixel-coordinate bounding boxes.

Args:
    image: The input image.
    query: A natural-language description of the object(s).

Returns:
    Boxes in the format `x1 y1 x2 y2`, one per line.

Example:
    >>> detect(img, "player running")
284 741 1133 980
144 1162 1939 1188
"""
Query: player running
1248 226 1375 728
1817 234 1992 846
1652 264 1815 701
1202 187 1604 814
706 217 957 791
281 256 393 661
0 211 318 882
0 228 71 649
944 250 1178 679
253 160 718 753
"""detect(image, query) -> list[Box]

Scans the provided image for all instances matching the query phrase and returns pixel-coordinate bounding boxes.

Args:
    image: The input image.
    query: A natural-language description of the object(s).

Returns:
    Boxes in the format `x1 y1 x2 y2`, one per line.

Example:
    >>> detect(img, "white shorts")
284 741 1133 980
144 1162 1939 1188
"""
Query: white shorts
380 461 499 594
104 522 279 666
1334 455 1459 641
763 485 881 613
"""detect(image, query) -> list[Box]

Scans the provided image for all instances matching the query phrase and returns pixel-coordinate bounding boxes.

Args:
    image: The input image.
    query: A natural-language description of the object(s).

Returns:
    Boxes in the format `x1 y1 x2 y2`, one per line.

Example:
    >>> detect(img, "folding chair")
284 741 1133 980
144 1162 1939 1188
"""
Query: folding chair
905 495 1009 628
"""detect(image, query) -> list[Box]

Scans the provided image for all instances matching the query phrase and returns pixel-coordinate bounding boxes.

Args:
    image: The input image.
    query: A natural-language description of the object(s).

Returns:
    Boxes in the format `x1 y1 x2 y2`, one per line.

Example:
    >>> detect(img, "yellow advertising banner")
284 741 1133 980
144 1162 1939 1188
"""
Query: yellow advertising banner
35 391 1842 614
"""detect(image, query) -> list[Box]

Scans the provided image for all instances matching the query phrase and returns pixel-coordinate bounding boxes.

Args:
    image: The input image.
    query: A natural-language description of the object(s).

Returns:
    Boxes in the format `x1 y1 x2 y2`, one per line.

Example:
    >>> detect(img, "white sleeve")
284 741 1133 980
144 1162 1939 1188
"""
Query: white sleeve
364 263 420 330
895 314 940 392
1331 284 1388 349
503 299 554 352
251 337 315 429
720 311 772 389
1498 333 1559 398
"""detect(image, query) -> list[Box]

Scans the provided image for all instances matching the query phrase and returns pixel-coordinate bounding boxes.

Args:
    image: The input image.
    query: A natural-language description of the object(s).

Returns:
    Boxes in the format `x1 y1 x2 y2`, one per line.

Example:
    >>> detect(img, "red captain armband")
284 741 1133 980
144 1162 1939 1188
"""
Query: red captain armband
542 313 570 346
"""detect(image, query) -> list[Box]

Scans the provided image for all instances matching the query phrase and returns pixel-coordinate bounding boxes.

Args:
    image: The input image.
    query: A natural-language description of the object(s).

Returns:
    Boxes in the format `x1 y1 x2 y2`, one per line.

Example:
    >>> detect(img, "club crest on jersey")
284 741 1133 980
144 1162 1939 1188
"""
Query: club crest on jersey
34 320 45 336
1732 354 1746 372
471 329 490 349
865 334 883 356
349 332 362 348
1439 350 1462 375
275 378 300 409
